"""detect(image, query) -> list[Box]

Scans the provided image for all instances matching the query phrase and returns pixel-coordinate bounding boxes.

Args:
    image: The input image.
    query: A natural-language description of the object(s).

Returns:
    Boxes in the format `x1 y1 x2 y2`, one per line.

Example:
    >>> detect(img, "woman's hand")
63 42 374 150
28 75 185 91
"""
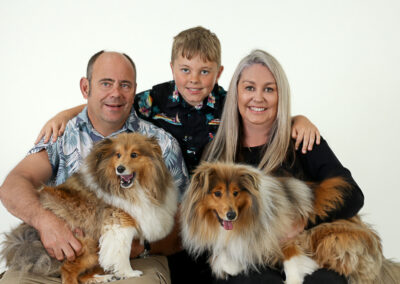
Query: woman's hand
291 115 320 154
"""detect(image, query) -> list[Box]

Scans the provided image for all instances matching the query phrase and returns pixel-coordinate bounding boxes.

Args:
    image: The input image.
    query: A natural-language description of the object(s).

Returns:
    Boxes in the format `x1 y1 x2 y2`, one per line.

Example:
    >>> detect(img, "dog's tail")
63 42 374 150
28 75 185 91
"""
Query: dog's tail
0 223 61 276
375 258 400 284
307 177 349 224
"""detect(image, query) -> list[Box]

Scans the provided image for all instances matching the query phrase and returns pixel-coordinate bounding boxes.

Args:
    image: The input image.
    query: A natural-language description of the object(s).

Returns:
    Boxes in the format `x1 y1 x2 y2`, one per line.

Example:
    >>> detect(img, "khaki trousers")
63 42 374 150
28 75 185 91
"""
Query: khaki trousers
0 255 170 284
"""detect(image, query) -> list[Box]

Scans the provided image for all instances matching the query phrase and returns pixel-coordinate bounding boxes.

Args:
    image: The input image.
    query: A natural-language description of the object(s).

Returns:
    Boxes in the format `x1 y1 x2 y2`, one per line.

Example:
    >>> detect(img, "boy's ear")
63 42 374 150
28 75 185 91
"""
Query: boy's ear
216 65 224 82
170 62 174 76
80 77 90 99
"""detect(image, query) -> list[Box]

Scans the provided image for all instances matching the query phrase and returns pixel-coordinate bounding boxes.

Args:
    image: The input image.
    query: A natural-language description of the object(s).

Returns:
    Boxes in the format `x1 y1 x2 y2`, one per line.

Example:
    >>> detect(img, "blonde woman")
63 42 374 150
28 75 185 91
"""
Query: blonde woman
203 50 364 284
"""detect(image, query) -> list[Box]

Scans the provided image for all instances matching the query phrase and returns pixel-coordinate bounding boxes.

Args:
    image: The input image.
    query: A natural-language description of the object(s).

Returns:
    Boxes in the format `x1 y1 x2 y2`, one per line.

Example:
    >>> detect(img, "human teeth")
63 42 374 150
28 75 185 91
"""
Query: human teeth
250 107 265 111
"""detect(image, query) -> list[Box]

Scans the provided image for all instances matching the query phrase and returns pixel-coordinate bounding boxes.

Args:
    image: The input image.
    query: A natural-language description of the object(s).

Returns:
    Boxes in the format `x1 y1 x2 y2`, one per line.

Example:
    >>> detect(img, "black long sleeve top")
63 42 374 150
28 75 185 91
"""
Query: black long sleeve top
239 136 364 226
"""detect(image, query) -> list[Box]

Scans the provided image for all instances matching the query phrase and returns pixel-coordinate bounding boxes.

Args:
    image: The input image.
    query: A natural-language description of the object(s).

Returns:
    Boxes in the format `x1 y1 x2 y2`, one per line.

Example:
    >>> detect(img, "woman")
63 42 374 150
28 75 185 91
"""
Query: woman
203 50 364 284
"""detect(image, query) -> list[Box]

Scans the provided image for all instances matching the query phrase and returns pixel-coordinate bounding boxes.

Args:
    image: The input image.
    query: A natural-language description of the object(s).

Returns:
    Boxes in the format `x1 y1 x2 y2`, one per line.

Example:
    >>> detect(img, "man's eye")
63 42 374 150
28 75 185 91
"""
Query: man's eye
102 82 111 87
121 83 131 89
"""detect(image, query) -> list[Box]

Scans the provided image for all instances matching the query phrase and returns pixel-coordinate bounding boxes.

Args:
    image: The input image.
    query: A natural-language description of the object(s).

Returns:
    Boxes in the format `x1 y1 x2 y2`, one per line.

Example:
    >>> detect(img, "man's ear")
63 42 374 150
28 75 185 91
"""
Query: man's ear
80 77 90 99
216 65 224 83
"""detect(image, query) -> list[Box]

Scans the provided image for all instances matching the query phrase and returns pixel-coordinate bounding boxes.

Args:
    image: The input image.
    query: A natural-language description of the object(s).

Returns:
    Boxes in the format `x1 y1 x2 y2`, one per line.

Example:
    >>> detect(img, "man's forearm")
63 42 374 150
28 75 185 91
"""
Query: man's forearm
0 172 48 228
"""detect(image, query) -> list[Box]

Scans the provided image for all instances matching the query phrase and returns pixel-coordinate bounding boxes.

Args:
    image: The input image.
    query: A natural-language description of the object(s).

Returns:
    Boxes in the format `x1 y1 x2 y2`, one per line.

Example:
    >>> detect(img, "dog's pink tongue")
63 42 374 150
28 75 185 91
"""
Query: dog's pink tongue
121 174 133 182
223 220 233 230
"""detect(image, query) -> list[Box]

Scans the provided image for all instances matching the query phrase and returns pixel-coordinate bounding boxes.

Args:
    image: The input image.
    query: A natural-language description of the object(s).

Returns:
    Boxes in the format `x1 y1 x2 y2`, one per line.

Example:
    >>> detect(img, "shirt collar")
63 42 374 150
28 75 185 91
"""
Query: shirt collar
76 106 138 138
167 82 219 111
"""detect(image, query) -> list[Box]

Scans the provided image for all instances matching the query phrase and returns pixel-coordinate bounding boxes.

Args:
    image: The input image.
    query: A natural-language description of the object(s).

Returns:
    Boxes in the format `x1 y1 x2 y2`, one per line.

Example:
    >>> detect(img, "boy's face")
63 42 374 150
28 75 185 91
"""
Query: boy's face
171 54 223 107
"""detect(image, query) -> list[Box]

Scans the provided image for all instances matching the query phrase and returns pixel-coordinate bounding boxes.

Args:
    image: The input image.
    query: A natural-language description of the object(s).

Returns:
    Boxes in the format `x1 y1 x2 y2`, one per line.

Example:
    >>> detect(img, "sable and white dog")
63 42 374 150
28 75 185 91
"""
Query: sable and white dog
1 132 178 284
180 162 400 284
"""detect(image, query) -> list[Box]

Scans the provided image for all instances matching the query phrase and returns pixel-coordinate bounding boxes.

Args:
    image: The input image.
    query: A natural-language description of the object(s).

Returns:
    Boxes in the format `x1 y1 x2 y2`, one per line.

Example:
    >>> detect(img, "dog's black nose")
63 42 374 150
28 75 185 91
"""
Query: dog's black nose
117 165 125 173
227 211 237 221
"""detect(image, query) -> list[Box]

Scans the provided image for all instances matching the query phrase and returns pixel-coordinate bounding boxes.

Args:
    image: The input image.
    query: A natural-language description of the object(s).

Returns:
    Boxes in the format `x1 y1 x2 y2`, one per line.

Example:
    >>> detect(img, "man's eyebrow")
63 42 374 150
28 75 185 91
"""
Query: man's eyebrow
120 80 133 85
99 78 115 82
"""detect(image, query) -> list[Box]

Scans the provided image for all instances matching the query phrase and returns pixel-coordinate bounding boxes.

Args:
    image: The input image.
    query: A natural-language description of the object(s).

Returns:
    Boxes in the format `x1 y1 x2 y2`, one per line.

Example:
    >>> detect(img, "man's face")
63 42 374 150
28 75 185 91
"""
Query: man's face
82 52 136 136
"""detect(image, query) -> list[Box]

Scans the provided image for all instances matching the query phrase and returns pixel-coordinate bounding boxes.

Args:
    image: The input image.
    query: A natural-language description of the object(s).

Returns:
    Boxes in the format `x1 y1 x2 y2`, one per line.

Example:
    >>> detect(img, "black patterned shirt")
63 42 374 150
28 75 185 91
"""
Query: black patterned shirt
134 81 226 172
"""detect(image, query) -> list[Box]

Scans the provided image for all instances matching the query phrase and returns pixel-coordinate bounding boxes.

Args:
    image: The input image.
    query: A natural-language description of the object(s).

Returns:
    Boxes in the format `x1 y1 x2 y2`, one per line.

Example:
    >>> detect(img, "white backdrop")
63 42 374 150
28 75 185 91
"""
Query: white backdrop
1 0 399 272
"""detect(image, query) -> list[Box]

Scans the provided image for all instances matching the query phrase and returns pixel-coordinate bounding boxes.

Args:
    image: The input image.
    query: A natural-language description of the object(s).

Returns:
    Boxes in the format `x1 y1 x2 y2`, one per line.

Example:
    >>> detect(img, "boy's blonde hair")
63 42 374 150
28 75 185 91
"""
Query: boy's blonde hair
171 26 221 66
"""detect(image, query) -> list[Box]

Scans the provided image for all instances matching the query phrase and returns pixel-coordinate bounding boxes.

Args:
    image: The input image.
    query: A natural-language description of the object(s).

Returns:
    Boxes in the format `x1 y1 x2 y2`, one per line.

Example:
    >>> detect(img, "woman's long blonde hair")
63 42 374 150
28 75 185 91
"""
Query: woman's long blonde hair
203 49 292 173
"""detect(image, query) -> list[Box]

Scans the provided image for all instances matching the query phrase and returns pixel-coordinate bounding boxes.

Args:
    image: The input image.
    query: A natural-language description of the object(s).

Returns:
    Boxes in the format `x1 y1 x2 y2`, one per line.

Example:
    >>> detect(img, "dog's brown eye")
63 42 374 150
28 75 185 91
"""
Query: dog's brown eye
233 191 239 197
214 191 222 198
131 152 137 158
116 153 121 158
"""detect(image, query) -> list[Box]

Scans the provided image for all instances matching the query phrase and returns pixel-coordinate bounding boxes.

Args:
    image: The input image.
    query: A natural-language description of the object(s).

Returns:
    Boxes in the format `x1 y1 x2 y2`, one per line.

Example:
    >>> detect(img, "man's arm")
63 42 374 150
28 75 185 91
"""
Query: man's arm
0 151 82 261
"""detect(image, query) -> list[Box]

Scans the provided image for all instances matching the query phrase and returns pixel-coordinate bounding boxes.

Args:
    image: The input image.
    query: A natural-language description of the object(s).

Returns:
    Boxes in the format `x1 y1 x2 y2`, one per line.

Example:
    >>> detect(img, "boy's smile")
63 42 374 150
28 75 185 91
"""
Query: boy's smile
171 54 223 107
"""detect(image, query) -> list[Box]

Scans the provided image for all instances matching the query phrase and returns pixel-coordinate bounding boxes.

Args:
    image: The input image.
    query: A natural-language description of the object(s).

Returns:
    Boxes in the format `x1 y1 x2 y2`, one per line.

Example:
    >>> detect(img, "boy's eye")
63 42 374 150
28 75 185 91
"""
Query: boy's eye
201 70 210 75
181 68 190 73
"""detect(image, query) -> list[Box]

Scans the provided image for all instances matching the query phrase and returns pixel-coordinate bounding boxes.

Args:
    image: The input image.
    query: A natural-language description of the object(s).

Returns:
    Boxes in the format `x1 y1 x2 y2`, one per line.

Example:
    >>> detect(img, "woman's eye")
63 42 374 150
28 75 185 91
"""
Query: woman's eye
265 87 274 93
245 86 254 91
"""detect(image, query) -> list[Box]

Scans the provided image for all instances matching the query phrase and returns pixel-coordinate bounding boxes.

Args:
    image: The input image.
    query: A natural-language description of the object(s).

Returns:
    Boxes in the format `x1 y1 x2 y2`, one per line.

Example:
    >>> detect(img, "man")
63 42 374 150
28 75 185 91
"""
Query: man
0 51 188 284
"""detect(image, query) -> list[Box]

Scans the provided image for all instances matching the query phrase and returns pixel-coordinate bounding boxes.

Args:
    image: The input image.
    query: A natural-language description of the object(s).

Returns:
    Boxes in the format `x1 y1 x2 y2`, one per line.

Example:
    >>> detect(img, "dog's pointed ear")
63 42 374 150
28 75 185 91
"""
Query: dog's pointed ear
238 168 260 193
147 136 162 157
89 138 113 167
190 162 214 193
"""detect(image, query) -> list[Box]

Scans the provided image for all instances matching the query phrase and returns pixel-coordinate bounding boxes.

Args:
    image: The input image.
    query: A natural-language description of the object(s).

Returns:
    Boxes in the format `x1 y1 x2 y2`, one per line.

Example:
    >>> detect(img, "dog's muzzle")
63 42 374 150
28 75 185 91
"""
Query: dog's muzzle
116 165 136 188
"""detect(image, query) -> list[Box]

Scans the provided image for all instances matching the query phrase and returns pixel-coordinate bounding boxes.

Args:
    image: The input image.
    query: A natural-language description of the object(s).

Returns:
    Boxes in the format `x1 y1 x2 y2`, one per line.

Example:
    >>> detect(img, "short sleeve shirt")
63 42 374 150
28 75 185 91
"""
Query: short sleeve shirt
133 81 226 172
29 107 189 198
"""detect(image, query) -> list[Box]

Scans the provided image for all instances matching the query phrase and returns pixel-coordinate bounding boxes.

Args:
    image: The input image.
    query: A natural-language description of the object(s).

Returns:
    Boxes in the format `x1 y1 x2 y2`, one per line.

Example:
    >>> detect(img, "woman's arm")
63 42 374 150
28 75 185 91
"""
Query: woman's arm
297 136 364 224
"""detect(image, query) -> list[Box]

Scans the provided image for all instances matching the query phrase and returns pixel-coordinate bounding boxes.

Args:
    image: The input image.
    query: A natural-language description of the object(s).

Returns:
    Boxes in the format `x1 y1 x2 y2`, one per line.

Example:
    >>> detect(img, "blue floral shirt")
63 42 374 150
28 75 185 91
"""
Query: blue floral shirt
30 107 189 198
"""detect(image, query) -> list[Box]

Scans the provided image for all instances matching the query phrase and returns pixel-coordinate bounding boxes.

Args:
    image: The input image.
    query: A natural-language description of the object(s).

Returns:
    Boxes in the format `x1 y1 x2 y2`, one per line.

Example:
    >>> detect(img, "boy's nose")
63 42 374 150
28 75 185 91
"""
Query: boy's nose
189 73 200 83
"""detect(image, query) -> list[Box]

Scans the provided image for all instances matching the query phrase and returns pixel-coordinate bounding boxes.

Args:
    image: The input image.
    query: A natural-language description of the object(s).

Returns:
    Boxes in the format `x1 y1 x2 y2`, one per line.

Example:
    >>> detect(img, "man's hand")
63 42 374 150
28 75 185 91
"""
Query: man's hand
35 211 82 261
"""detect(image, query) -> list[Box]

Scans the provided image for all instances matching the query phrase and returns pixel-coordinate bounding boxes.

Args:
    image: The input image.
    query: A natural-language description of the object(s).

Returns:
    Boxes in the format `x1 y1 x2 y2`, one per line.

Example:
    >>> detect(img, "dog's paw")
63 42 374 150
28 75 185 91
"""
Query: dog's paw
116 269 143 278
284 255 318 284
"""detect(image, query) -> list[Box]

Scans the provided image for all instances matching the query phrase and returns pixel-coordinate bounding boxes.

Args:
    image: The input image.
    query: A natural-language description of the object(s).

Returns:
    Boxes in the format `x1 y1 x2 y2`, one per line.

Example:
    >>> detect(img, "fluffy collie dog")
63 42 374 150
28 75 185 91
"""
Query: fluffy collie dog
180 162 400 284
1 132 178 284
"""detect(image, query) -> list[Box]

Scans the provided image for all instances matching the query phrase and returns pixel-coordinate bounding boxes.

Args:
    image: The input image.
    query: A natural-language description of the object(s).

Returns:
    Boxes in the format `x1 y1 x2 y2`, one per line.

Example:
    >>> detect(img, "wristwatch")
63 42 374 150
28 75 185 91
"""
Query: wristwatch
139 240 151 258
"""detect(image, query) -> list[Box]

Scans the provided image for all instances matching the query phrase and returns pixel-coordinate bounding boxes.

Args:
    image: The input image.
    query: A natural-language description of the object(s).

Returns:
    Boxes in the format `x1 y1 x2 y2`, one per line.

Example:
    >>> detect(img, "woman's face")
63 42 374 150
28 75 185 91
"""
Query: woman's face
237 64 278 131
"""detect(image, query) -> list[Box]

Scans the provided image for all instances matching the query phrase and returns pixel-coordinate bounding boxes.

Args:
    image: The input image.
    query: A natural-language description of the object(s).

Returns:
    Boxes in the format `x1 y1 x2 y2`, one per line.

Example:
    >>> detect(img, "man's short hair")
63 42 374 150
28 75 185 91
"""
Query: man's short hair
171 26 221 66
86 50 137 82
